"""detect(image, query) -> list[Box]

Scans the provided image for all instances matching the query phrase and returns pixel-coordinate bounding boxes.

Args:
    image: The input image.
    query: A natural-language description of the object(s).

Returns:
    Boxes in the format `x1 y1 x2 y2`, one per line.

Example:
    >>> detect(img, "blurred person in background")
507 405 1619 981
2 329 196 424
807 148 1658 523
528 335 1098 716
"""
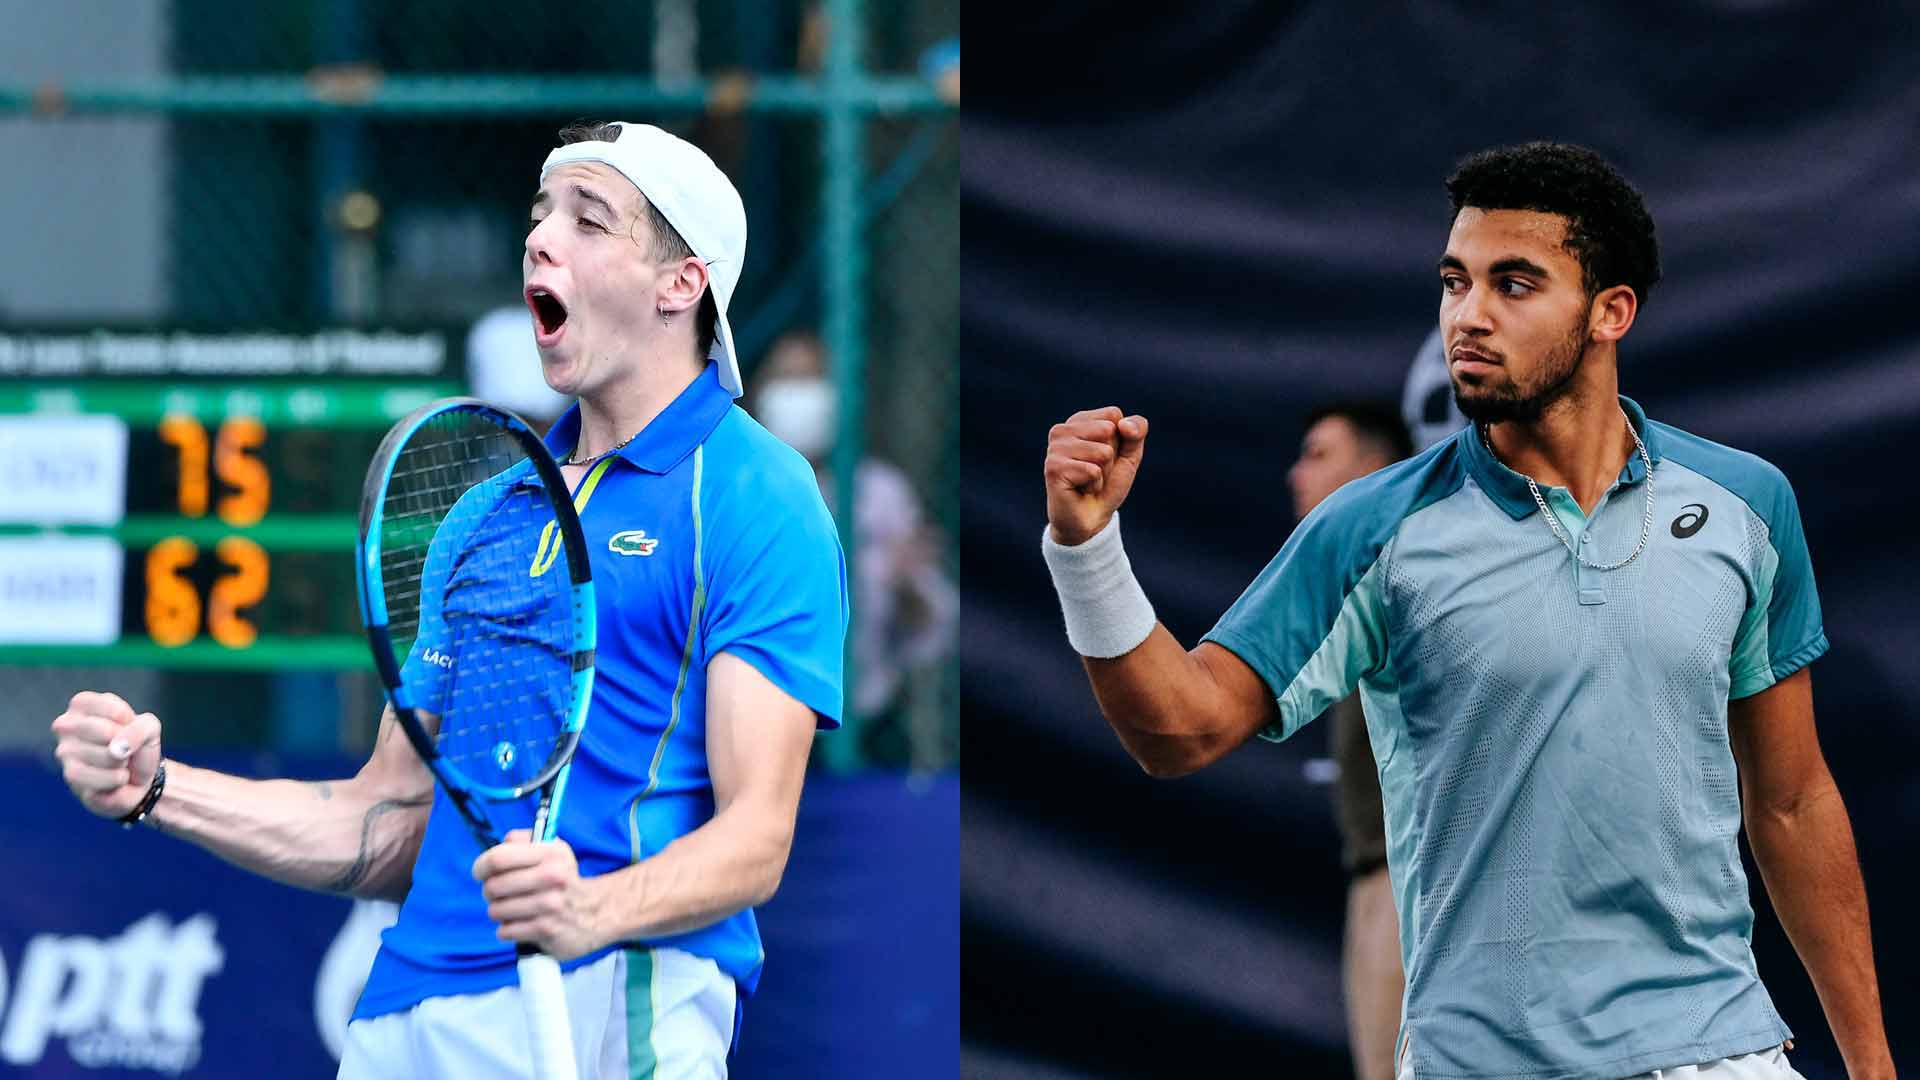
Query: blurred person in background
920 37 959 103
1288 401 1413 1080
52 120 849 1079
1401 326 1467 454
751 328 957 759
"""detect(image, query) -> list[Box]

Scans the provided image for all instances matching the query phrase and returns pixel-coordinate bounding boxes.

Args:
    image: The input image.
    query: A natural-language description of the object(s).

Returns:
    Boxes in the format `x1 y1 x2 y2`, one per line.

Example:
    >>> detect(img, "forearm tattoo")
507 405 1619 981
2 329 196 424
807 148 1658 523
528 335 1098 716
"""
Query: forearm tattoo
325 793 430 894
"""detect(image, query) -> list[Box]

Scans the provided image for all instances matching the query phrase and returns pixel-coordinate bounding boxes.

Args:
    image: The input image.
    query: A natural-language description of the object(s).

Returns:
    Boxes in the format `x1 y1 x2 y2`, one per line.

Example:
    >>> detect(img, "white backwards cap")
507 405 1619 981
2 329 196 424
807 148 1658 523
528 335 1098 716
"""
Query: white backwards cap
541 122 748 396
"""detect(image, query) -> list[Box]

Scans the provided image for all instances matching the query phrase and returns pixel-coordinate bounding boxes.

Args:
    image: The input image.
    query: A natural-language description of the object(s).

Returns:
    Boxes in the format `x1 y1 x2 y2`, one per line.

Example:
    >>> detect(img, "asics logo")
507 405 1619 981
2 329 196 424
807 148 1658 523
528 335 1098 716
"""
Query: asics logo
1670 503 1709 539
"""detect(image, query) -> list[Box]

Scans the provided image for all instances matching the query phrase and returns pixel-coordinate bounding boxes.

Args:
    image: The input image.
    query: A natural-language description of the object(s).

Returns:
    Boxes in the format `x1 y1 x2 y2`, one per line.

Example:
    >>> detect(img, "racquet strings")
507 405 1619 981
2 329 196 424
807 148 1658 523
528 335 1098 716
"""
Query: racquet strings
377 410 577 792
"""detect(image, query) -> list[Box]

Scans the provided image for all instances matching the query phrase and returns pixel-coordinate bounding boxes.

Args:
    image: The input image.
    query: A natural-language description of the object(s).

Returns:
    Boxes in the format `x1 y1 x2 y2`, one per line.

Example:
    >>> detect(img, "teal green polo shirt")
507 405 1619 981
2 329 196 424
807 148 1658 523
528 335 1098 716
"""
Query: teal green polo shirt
1205 396 1824 1078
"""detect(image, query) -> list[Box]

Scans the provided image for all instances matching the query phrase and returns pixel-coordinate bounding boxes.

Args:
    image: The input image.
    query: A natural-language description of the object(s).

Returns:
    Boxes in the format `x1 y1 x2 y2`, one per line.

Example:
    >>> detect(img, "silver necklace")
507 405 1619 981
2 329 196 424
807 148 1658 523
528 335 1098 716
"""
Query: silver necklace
560 431 637 467
1479 409 1655 571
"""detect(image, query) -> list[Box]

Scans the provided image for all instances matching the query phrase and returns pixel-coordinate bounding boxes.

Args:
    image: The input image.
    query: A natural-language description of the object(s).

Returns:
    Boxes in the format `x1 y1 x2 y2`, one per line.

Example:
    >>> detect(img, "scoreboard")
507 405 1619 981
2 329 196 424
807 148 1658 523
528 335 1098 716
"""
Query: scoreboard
0 328 464 670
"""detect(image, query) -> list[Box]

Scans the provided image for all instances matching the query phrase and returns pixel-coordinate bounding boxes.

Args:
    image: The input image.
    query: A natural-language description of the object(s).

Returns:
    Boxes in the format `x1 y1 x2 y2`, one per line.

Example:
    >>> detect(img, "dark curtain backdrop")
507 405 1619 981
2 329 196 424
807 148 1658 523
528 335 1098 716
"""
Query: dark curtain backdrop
962 4 1920 1077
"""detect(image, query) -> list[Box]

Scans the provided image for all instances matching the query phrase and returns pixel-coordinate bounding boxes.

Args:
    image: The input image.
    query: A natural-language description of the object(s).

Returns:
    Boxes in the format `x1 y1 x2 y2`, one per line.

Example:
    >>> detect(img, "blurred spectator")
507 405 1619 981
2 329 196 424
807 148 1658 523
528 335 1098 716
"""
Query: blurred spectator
750 329 957 744
1288 400 1413 1080
921 37 959 103
797 4 829 72
466 302 570 433
1400 325 1465 453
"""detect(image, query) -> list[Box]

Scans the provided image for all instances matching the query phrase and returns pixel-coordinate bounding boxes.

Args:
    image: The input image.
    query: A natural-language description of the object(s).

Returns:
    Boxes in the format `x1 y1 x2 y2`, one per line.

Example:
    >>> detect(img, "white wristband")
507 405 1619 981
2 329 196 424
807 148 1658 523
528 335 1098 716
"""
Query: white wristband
1041 512 1157 659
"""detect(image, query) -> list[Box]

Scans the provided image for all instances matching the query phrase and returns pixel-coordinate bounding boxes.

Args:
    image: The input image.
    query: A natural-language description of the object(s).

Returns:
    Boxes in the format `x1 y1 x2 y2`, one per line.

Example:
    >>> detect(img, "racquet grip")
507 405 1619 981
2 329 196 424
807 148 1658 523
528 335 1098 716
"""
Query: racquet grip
517 951 580 1079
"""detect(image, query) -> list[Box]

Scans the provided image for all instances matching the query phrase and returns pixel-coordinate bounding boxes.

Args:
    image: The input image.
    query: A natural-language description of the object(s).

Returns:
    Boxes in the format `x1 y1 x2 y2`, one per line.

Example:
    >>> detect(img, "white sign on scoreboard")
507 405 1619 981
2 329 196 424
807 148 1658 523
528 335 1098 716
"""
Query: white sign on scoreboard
0 415 130 525
0 537 124 645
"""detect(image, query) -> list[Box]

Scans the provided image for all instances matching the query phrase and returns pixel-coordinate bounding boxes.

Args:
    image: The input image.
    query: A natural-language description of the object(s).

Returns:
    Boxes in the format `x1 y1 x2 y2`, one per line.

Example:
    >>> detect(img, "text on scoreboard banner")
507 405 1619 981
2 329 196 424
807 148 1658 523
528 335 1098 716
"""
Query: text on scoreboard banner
0 329 459 656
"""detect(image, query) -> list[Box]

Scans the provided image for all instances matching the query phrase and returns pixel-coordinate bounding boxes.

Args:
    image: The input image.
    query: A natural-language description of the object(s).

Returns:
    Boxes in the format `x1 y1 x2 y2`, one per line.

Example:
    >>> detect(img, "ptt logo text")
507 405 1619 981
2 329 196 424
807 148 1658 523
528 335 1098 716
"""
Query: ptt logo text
0 912 225 1075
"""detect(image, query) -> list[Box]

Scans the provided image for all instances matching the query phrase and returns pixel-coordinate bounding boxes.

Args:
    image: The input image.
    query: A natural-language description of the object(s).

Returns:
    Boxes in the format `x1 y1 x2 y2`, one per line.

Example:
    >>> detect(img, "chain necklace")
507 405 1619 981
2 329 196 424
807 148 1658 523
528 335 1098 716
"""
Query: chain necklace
1479 408 1655 572
560 431 638 467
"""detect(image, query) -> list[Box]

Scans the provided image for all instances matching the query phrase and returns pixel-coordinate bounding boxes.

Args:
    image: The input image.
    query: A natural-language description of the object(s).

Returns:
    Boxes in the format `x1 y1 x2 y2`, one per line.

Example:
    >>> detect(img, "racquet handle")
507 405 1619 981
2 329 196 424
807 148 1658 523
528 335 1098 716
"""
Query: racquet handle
517 950 580 1079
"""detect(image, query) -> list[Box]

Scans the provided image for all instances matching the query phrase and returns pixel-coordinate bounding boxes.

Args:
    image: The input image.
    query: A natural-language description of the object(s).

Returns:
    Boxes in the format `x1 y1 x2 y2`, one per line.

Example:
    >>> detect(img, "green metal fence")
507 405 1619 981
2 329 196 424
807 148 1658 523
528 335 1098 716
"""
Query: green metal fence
0 0 958 773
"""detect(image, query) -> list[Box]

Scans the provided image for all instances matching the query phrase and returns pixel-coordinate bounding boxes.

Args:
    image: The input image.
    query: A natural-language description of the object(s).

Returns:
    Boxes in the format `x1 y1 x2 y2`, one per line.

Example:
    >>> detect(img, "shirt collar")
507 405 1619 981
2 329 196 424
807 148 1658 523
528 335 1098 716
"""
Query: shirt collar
541 362 732 477
1460 394 1664 520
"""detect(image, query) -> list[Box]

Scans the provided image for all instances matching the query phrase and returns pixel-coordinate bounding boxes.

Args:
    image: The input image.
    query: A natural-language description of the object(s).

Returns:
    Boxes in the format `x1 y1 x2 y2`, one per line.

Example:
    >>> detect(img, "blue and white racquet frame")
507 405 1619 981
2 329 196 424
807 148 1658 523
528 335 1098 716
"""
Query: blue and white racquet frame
355 397 595 1080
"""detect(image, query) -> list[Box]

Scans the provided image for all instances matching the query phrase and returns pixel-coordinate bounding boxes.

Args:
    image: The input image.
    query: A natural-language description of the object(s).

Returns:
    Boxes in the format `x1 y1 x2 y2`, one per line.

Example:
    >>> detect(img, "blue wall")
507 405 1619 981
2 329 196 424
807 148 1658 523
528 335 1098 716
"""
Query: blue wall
0 753 955 1078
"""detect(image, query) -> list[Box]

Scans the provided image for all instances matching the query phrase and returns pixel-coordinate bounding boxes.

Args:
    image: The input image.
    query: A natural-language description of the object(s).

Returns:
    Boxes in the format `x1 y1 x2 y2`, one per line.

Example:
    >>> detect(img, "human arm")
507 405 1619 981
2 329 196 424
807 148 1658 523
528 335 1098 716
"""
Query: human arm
1080 631 1281 779
1728 669 1893 1079
472 652 816 959
1043 406 1282 778
51 691 435 902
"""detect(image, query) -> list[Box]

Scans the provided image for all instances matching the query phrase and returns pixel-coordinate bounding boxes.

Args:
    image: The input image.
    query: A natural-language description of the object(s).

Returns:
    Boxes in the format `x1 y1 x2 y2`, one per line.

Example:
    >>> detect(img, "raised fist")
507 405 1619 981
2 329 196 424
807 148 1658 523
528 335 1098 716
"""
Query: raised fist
51 691 164 820
1044 407 1149 546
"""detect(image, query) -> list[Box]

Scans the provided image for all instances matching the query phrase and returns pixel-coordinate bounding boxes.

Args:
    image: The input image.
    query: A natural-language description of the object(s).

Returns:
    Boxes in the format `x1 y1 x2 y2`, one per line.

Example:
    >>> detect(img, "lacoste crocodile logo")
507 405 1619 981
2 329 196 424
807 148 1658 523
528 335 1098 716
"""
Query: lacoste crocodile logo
608 530 660 556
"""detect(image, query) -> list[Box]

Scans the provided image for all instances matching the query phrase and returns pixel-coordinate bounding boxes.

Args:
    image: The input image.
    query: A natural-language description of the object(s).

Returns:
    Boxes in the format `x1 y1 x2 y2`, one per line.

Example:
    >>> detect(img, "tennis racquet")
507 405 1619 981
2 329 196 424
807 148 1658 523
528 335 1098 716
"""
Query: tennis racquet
355 397 595 1079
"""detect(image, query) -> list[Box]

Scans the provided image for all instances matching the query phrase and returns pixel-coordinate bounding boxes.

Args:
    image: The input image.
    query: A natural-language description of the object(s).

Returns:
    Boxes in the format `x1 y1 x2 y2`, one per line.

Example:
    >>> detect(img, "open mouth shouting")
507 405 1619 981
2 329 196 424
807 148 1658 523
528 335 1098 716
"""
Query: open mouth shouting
525 284 570 347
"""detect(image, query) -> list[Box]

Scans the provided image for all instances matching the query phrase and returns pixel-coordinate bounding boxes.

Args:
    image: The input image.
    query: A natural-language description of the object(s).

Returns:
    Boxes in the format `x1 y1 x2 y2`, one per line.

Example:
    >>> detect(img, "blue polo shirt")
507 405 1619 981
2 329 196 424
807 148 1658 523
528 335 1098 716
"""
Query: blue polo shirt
1204 396 1823 1078
355 363 848 1021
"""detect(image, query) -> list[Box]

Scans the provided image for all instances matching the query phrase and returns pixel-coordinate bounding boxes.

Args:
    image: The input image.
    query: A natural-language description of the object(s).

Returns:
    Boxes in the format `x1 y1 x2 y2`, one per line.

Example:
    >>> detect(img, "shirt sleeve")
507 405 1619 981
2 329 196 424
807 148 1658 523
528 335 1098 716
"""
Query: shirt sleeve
700 459 850 729
1201 480 1395 743
1728 468 1828 699
397 511 461 715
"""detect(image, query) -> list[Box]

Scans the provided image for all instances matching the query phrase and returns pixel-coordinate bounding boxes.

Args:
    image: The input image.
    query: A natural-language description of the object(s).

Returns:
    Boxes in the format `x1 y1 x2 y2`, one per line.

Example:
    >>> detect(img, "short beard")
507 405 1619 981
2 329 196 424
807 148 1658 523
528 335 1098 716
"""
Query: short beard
1452 318 1589 424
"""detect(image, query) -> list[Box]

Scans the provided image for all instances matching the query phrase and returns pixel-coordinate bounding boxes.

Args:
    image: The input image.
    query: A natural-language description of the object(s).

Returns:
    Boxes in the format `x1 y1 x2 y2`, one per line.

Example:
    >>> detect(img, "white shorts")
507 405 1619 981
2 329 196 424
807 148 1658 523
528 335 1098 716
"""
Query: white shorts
337 946 737 1079
1395 1037 1807 1080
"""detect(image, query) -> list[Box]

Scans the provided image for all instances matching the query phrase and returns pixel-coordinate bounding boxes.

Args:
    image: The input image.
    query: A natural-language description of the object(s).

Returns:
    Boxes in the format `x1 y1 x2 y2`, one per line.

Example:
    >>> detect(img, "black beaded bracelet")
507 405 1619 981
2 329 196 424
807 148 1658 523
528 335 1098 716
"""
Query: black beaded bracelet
118 760 167 829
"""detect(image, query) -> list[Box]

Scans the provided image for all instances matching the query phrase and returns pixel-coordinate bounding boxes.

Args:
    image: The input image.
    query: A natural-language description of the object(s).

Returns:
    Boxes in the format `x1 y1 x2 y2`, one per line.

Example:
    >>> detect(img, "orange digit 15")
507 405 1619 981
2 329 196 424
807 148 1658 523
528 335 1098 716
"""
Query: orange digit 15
159 416 269 524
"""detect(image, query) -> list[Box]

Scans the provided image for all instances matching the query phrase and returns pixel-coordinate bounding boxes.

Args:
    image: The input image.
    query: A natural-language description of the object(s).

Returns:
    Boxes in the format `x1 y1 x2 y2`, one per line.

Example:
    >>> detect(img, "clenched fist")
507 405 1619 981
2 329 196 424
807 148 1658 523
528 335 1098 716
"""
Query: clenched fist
51 691 164 819
1044 407 1149 546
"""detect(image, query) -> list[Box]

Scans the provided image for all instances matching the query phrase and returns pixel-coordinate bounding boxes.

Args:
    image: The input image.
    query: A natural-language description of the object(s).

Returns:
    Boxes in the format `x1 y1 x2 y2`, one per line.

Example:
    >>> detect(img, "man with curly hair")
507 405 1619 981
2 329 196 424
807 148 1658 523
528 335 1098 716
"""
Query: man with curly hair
1039 143 1893 1079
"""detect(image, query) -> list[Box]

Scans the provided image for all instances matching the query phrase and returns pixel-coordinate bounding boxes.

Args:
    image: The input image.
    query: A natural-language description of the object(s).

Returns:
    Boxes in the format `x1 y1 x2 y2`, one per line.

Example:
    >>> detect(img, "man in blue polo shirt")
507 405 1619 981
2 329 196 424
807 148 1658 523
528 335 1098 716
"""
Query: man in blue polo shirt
1040 143 1892 1079
51 120 846 1078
